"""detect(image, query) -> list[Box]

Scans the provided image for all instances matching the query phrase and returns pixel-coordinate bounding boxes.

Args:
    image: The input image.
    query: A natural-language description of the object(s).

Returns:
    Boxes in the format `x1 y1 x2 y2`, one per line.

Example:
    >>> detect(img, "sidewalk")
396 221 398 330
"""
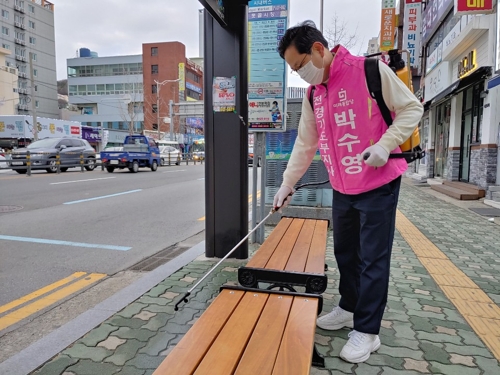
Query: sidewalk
5 179 500 374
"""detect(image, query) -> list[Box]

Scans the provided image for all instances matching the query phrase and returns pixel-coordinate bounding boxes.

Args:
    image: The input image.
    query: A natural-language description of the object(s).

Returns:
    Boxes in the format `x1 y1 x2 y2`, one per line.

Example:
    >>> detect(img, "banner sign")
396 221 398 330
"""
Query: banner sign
82 126 101 142
248 0 288 131
212 76 236 112
422 0 454 43
454 0 494 16
403 0 423 69
380 0 396 51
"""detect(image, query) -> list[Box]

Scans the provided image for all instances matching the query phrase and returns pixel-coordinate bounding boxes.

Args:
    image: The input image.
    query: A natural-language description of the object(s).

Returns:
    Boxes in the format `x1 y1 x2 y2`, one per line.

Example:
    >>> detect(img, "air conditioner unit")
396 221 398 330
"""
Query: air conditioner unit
15 21 21 27
15 54 23 61
14 5 21 11
19 88 27 94
17 104 28 110
10 67 17 74
18 72 27 78
14 38 25 45
13 88 19 93
21 56 27 62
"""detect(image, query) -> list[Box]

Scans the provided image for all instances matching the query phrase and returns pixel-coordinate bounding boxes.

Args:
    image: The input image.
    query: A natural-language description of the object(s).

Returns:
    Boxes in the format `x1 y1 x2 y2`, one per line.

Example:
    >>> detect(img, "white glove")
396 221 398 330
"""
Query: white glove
273 186 293 211
361 144 390 167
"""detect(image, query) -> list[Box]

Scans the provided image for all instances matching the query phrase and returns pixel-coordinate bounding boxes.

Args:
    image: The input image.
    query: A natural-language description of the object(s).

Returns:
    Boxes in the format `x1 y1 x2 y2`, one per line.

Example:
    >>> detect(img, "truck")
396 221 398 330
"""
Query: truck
100 135 161 173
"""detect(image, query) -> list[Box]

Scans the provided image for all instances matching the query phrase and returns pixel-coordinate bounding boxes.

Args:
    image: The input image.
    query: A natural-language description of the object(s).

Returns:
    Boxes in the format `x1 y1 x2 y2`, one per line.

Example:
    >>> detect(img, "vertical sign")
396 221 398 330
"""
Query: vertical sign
380 0 396 51
454 0 494 15
403 0 422 70
496 0 500 73
178 63 186 102
248 0 288 132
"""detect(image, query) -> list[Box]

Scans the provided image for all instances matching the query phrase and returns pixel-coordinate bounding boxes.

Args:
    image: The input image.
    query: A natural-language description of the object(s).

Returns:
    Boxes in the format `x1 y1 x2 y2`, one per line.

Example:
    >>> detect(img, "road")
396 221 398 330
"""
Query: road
0 165 210 308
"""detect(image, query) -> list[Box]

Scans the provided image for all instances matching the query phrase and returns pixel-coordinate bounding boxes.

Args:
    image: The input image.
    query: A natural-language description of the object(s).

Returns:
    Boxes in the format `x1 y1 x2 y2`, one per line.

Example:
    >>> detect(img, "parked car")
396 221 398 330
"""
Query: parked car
0 148 10 169
9 138 97 174
160 146 181 166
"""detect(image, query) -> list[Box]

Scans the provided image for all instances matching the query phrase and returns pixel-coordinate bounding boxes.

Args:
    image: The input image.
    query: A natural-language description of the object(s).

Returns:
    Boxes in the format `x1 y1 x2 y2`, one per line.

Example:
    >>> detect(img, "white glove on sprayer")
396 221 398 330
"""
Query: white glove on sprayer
273 186 293 211
361 144 390 167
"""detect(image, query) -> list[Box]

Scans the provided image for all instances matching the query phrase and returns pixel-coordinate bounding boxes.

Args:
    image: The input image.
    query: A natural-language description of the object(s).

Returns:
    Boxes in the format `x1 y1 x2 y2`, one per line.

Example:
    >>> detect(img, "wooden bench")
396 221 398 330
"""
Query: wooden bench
153 287 323 375
154 218 329 374
238 218 329 294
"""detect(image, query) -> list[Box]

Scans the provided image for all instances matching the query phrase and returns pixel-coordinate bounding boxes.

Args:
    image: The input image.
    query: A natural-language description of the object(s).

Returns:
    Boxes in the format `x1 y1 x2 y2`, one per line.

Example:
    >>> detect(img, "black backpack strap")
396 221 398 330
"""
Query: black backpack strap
364 58 393 126
308 85 316 109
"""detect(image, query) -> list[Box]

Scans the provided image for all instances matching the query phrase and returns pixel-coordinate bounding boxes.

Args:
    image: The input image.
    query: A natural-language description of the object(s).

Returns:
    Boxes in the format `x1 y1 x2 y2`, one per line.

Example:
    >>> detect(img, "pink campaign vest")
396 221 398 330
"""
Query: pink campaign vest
311 45 407 195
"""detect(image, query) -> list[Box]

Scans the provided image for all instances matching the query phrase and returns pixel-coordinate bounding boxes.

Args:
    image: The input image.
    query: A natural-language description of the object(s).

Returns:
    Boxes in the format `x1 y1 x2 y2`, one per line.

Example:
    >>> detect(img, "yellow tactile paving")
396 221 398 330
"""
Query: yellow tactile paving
395 210 500 361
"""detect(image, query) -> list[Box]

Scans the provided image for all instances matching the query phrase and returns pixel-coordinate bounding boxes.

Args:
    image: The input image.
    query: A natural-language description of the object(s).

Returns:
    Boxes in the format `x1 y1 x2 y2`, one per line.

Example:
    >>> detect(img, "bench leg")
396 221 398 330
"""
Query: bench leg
324 264 328 272
312 344 325 368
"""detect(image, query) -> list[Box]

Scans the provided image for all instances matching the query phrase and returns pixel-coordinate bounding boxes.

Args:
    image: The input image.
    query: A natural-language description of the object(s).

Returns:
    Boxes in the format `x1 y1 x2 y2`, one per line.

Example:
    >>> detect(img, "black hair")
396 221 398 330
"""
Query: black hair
272 101 278 105
277 20 329 59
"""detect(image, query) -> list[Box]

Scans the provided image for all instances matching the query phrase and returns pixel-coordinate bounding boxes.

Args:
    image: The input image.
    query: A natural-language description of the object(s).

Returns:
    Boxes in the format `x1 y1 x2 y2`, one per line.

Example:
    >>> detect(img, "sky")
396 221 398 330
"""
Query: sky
54 0 383 86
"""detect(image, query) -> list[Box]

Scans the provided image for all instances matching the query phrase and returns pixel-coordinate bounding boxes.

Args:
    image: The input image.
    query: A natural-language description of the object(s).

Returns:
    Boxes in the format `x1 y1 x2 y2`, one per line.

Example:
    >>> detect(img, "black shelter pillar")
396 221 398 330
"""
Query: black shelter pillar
203 1 249 259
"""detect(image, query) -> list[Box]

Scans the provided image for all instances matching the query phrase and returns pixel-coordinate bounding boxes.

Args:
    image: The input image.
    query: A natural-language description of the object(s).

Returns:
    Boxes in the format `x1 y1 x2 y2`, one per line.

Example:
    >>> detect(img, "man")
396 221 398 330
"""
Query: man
274 21 423 363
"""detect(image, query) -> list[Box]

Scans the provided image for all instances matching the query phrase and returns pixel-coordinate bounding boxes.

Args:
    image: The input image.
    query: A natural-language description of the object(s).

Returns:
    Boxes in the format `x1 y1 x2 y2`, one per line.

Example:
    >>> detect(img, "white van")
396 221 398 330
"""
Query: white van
157 140 181 151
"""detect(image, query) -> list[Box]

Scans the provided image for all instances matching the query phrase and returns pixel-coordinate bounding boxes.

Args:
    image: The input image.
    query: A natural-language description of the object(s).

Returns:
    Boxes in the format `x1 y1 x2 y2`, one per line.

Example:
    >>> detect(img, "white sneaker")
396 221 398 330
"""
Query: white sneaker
340 330 381 363
316 306 354 330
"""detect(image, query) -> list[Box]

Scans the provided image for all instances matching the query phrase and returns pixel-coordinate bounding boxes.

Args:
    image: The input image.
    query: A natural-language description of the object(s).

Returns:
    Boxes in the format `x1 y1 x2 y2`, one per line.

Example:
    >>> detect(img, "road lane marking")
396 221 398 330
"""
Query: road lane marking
63 189 142 205
50 177 116 185
197 191 261 222
396 210 500 361
0 235 131 251
0 272 87 315
0 273 106 331
162 170 186 173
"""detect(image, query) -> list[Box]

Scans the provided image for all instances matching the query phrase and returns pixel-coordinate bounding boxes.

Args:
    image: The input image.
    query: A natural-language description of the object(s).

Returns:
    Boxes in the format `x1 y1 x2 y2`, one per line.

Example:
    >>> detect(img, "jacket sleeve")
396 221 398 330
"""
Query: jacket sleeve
282 95 319 189
377 61 424 153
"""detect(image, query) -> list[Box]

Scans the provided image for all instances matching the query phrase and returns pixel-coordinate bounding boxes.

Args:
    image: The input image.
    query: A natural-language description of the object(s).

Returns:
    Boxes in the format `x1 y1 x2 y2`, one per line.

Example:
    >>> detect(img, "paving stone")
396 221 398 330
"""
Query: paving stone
79 323 120 347
365 353 404 369
112 327 156 342
145 284 170 298
378 345 423 360
116 303 148 319
166 307 198 325
107 316 148 329
455 330 487 347
139 332 176 356
179 276 197 283
474 356 500 373
428 361 481 375
379 367 425 375
408 316 434 333
403 358 430 373
159 291 179 299
159 321 190 334
407 309 447 320
382 337 420 350
104 339 146 366
381 320 393 329
32 354 78 375
125 353 166 370
65 359 120 375
97 336 126 350
392 322 416 339
324 356 356 373
443 343 492 357
310 367 331 375
429 318 471 332
112 366 146 375
422 305 443 314
141 312 172 332
134 311 157 321
142 304 175 314
137 296 170 306
419 341 450 364
315 333 331 346
435 326 457 336
449 354 476 367
63 343 111 362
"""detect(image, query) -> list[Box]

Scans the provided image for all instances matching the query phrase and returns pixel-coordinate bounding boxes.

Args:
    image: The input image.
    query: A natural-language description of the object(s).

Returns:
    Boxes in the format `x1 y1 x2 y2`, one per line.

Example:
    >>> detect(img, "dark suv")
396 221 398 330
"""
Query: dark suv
10 137 97 174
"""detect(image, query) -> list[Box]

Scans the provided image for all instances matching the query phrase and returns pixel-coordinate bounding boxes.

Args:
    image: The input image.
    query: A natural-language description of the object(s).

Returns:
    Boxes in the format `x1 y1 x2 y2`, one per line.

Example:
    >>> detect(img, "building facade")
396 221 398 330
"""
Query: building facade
366 36 380 56
142 42 203 138
67 53 144 150
418 0 499 193
0 47 19 116
0 0 58 118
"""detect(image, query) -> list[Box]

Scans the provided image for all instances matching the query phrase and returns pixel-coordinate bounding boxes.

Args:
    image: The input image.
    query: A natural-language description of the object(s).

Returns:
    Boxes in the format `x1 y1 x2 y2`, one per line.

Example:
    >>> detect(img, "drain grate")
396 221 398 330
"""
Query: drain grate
0 205 23 213
129 244 191 272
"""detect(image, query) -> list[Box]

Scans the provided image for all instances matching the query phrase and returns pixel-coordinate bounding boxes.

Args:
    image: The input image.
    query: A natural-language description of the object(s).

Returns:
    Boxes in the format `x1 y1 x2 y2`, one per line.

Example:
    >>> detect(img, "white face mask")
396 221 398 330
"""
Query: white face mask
297 57 325 85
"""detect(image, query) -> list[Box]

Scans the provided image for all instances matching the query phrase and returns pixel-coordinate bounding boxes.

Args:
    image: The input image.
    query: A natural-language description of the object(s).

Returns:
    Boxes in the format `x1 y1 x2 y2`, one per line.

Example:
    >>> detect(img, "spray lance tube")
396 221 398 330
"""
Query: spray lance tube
173 179 331 311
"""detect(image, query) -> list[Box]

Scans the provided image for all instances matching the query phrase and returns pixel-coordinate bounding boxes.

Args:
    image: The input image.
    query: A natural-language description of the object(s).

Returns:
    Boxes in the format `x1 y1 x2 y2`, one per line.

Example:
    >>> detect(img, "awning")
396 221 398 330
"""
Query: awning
431 66 492 104
487 75 500 90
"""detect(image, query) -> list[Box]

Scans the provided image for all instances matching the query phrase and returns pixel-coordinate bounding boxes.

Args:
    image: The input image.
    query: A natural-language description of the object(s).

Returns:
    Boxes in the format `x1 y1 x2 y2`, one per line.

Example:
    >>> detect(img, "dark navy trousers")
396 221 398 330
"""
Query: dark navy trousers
332 176 401 334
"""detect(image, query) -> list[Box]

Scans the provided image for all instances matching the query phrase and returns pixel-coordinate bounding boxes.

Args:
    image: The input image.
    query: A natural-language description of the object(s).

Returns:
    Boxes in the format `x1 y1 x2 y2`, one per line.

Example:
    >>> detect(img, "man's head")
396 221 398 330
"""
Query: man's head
278 20 332 85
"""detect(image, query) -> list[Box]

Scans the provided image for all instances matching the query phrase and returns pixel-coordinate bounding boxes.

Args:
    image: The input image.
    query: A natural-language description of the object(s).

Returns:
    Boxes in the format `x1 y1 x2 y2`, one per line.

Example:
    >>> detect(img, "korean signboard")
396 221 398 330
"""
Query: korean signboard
0 116 81 139
82 126 101 142
380 0 396 51
248 0 288 131
403 0 423 70
497 1 500 73
212 76 236 112
424 62 451 101
198 0 226 26
454 0 494 16
422 0 454 43
178 63 186 102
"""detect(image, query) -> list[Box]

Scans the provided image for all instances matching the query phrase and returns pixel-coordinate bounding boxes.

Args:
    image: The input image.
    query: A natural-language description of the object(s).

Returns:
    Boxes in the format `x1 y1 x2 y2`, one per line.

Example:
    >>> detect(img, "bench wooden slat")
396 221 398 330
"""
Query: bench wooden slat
234 294 294 375
152 289 245 375
246 217 293 269
265 219 305 270
284 219 317 272
304 220 328 274
193 292 270 375
272 296 319 375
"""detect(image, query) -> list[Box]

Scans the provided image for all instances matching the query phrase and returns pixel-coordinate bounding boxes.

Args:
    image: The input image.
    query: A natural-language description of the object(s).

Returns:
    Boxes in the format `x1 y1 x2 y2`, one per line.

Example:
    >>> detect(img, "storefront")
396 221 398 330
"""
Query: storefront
420 2 497 188
81 126 101 151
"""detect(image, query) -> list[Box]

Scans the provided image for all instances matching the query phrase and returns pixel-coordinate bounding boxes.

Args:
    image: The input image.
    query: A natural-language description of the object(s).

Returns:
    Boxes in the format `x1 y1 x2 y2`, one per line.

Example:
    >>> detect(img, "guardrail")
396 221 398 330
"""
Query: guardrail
0 151 204 175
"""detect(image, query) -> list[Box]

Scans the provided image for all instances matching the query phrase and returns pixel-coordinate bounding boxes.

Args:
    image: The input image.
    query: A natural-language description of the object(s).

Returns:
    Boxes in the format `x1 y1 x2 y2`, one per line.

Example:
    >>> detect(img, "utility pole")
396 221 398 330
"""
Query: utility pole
320 0 324 33
29 52 38 141
154 79 180 141
169 99 174 141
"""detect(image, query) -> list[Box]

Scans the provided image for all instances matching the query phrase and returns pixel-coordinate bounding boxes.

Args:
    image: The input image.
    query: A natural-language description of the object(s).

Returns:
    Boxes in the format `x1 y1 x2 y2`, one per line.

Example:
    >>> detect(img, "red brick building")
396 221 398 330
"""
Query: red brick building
142 42 203 136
